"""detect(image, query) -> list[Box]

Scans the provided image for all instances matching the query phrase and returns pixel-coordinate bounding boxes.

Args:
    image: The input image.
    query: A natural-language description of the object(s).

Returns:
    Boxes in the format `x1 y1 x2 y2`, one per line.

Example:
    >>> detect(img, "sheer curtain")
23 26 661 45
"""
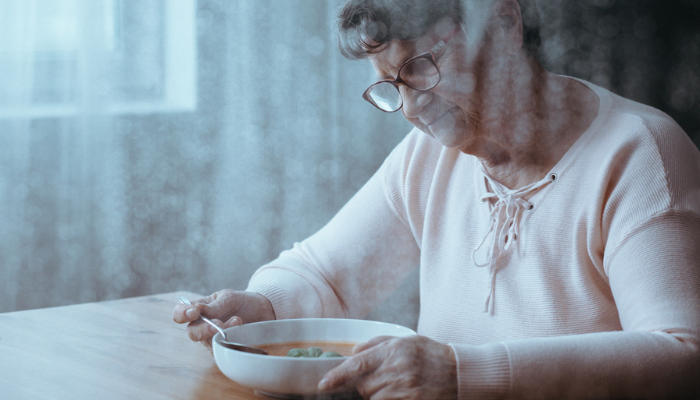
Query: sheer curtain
0 0 418 326
0 0 130 309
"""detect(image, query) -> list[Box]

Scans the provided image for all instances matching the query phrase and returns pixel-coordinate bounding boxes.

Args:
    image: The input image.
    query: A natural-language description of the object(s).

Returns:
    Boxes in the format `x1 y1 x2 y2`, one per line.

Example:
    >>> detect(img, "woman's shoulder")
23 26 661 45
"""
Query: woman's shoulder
572 82 700 240
576 81 698 185
586 81 694 154
602 90 699 203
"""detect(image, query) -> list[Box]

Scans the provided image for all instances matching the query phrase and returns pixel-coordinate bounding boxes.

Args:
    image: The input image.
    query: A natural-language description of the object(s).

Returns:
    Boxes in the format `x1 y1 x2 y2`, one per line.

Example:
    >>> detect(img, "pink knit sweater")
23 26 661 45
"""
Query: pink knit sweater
247 80 700 399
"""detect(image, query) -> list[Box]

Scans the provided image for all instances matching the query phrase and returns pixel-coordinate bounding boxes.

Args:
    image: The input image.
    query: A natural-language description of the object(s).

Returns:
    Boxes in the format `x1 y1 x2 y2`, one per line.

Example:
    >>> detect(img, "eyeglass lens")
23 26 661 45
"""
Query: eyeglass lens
367 58 440 112
367 82 403 112
400 58 440 90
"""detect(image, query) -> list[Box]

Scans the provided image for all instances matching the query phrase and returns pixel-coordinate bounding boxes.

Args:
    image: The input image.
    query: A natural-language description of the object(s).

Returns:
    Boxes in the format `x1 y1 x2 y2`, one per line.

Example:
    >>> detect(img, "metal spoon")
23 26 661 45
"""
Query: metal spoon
178 296 268 355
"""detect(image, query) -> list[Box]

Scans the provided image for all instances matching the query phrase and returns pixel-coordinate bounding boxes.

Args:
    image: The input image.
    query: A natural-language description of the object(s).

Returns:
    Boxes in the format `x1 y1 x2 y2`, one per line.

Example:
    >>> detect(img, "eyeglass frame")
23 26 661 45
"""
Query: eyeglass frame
362 25 462 113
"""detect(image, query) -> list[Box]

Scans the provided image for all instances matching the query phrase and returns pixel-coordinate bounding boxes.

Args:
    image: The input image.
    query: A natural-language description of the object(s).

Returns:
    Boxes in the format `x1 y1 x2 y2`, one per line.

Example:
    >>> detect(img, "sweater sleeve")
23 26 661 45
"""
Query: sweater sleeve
246 136 421 320
455 210 700 400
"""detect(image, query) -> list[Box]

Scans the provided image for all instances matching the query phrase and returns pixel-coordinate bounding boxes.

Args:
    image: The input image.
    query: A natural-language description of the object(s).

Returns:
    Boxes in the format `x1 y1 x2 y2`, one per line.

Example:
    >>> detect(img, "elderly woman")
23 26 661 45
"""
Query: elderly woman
174 0 700 398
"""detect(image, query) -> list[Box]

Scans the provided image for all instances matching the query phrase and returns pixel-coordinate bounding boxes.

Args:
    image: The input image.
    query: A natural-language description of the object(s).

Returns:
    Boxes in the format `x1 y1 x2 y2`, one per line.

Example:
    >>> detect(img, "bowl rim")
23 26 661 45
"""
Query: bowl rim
212 317 417 358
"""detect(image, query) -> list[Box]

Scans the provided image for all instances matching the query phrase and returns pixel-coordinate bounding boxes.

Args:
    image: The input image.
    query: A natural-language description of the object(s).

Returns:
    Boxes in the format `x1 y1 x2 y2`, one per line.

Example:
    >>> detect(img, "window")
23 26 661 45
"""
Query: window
0 0 197 118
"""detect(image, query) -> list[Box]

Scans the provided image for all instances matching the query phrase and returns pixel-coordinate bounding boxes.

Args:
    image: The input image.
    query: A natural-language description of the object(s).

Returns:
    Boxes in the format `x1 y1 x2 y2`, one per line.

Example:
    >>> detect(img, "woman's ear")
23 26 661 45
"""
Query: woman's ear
495 0 524 55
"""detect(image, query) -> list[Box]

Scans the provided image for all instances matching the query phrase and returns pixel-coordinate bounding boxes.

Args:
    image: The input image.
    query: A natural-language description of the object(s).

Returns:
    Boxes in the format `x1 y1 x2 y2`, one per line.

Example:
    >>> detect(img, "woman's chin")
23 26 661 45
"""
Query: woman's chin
422 110 467 148
428 125 469 150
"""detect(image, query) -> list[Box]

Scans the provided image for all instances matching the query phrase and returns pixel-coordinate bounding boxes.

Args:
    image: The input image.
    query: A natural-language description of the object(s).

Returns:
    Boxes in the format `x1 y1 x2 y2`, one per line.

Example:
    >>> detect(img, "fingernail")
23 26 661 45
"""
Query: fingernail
185 307 198 319
317 378 328 391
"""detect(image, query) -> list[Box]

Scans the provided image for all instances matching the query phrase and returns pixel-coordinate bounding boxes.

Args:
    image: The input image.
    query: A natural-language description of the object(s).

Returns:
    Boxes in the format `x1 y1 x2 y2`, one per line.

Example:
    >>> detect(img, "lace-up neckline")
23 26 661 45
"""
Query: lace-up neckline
472 162 556 314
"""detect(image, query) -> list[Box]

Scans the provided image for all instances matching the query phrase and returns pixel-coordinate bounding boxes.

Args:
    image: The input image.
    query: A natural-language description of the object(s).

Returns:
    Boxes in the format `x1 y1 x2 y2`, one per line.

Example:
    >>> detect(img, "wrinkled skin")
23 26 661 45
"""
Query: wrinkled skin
318 335 458 400
171 289 275 353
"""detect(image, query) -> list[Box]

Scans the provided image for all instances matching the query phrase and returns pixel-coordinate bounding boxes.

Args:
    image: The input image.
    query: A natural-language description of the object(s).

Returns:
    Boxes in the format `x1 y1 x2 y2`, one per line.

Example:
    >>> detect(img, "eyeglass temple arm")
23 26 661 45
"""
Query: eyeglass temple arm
430 25 462 54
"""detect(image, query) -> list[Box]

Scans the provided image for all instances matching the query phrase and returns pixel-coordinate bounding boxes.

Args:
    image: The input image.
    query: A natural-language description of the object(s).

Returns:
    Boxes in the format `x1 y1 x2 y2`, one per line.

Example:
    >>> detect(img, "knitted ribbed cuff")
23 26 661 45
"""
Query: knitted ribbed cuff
245 283 291 320
450 342 511 400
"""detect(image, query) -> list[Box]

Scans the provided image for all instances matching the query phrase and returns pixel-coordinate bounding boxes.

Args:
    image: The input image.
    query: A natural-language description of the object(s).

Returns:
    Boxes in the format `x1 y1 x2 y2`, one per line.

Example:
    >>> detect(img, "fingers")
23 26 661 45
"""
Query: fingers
354 368 422 400
173 303 201 324
360 384 411 400
199 296 227 317
175 290 275 355
224 315 243 328
192 292 219 306
187 316 243 344
320 336 396 391
196 290 241 320
195 316 243 355
173 292 219 324
187 318 219 342
175 290 275 329
353 335 395 354
318 344 384 392
190 291 240 322
173 291 230 324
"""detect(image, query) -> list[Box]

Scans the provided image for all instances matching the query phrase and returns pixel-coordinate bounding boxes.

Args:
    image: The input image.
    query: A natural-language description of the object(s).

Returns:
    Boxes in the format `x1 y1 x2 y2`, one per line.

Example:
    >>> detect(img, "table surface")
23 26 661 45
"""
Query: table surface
0 291 265 400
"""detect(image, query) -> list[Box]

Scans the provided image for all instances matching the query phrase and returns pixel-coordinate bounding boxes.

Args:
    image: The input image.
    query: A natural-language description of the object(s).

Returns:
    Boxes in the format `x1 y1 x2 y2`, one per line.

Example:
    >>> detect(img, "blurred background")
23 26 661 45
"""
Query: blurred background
0 0 698 330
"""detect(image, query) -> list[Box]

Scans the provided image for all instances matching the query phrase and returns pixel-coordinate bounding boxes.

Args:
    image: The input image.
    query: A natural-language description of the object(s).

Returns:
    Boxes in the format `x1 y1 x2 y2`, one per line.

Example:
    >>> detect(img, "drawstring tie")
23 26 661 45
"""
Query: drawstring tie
472 163 555 314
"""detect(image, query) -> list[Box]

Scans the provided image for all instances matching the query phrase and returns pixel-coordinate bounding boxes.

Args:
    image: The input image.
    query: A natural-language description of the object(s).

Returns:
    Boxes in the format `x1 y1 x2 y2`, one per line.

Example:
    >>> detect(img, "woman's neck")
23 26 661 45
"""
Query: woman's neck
475 67 599 189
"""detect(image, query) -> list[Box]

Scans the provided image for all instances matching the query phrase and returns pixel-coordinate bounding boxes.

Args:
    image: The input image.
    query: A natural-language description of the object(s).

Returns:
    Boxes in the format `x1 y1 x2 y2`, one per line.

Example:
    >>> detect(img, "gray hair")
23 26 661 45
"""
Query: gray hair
336 0 541 61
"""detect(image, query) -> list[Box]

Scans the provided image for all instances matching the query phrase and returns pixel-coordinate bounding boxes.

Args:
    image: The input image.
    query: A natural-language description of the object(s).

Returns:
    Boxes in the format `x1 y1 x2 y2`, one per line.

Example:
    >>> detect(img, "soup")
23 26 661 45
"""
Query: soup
256 341 357 357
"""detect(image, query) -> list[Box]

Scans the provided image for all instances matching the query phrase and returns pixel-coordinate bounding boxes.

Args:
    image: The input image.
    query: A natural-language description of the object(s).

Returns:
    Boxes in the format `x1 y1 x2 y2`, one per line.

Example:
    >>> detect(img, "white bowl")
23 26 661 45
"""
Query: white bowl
212 318 416 396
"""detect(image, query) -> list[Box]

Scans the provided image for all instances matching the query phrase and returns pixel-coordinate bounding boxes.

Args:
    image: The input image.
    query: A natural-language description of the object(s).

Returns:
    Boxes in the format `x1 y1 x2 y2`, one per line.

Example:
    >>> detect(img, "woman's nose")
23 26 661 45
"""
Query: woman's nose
400 85 432 119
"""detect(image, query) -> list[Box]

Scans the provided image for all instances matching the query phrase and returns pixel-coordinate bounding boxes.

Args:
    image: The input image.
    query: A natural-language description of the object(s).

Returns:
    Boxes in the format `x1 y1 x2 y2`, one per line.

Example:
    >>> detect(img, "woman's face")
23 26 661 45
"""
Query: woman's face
368 19 511 154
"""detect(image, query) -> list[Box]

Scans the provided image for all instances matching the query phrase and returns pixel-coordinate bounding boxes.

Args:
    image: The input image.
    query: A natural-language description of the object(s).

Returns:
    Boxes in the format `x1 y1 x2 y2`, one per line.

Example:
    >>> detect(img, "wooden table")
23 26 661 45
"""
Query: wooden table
0 291 262 400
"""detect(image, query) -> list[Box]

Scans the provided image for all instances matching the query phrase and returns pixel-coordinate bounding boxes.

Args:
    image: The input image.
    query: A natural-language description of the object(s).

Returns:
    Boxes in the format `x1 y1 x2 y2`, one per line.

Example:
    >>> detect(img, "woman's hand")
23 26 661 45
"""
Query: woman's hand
318 335 458 400
172 289 275 353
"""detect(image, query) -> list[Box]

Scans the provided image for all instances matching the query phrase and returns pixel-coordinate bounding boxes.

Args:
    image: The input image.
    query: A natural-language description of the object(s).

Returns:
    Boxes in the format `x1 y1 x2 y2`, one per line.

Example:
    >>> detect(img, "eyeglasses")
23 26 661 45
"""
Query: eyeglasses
362 25 461 113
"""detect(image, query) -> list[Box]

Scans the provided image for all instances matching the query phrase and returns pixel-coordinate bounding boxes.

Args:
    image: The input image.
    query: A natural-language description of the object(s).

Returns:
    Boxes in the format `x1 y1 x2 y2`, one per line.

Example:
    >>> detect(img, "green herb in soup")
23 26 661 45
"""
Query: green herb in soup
306 347 324 357
257 341 356 357
286 348 309 357
286 346 344 358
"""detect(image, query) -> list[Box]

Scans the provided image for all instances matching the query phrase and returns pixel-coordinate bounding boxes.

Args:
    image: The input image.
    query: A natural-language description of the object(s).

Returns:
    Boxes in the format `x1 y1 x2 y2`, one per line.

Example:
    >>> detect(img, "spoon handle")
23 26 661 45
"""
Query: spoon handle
178 296 227 339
